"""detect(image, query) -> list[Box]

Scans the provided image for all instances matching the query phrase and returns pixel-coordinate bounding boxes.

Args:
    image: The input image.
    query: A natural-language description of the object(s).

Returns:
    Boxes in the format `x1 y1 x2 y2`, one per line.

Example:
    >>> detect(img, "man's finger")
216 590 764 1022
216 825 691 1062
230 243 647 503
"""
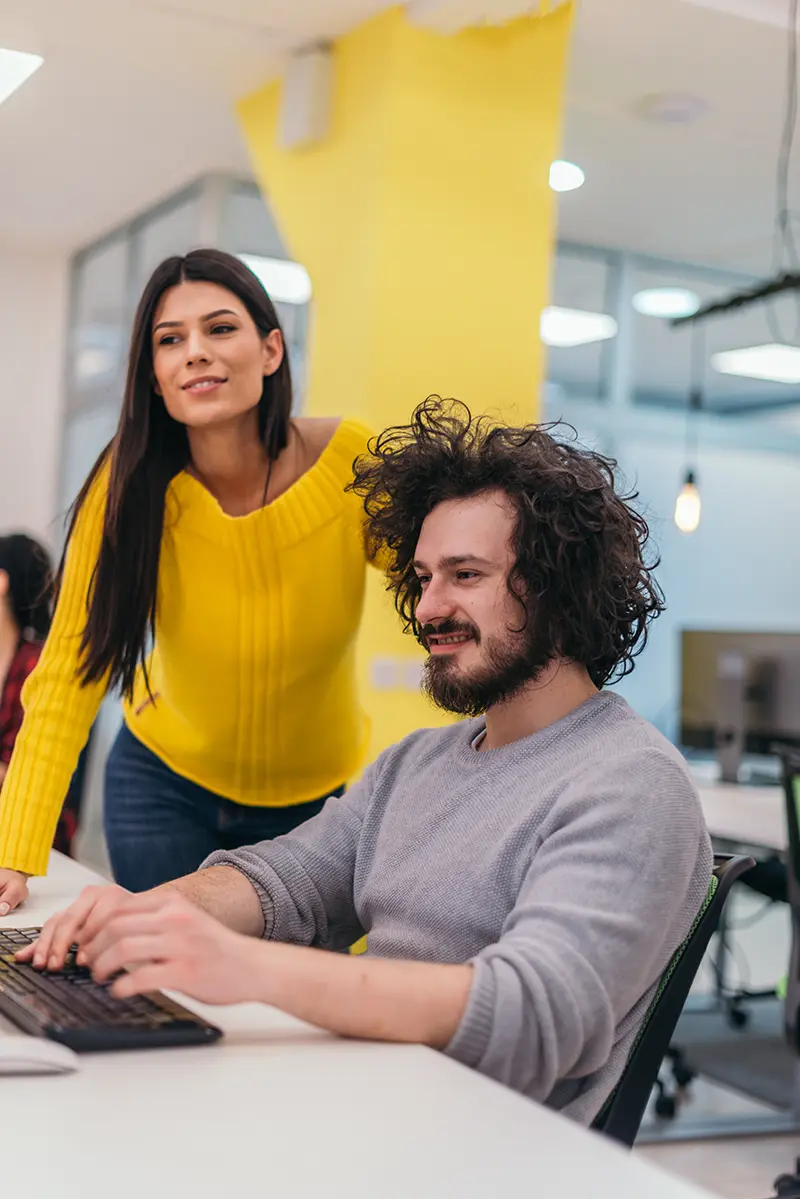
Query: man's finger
82 910 166 967
111 963 173 1000
78 889 165 952
91 934 168 984
34 887 107 970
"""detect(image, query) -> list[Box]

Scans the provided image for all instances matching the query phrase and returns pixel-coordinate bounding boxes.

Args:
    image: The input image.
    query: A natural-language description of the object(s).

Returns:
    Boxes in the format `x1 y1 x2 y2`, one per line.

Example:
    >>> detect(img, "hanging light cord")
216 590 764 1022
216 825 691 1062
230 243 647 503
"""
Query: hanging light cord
684 322 705 475
769 0 800 342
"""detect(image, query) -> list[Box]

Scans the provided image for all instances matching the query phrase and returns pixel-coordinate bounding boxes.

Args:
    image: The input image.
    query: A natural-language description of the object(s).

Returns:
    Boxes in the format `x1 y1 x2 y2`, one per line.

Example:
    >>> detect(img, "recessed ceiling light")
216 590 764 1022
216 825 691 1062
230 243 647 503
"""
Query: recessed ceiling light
541 306 618 348
711 343 800 384
0 48 43 107
238 254 312 305
549 160 585 193
635 92 709 124
632 288 701 319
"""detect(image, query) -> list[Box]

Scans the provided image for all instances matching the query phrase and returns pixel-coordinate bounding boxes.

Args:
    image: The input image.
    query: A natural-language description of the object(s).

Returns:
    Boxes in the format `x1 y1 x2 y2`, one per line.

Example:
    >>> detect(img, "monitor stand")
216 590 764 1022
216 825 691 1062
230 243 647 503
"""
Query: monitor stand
714 651 746 784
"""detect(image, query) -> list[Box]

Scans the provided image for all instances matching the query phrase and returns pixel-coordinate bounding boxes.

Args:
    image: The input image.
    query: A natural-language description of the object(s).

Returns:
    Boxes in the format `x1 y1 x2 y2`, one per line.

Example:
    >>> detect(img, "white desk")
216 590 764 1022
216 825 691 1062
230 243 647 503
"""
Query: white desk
0 853 719 1199
697 782 786 853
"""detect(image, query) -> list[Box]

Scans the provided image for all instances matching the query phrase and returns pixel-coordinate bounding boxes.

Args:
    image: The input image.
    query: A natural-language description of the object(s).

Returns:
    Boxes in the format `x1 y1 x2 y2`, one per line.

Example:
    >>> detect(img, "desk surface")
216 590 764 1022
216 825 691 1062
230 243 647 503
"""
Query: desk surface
0 853 718 1199
696 781 786 852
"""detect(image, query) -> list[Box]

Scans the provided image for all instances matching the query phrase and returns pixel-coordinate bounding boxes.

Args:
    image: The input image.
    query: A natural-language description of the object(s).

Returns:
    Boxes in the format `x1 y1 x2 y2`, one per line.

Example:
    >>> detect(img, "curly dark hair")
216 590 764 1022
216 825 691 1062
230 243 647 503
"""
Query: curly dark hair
348 397 665 689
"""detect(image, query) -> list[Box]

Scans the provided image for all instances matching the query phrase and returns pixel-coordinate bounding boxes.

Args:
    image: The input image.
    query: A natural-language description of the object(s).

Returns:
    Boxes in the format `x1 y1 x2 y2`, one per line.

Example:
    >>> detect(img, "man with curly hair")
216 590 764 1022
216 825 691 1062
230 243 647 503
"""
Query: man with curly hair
27 399 712 1126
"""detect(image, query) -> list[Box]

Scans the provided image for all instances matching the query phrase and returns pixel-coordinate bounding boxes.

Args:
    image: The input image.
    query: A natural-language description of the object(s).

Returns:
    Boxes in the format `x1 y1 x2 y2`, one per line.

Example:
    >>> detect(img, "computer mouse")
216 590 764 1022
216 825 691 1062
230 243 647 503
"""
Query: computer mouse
0 1035 79 1075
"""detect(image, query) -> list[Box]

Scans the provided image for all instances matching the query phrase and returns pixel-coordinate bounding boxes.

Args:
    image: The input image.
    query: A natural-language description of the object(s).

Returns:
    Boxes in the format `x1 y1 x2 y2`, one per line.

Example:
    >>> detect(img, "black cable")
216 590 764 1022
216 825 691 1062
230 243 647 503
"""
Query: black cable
727 898 775 931
681 322 704 480
769 0 800 342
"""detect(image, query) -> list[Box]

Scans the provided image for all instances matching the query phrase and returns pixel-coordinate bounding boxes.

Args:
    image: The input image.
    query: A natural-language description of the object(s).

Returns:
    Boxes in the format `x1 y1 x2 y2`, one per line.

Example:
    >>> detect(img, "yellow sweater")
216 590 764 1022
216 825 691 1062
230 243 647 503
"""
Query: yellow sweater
0 420 375 876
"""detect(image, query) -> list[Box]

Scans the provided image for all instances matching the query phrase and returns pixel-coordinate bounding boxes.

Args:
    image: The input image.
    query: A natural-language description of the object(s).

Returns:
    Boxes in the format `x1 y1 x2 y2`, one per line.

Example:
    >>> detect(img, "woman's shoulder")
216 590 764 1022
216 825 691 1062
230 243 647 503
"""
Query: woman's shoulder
293 417 375 473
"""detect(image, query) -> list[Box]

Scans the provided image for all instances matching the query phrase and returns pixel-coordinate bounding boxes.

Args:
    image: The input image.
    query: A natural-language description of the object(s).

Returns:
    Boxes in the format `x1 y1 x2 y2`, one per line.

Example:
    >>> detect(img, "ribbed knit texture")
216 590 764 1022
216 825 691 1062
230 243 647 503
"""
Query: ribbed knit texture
204 692 712 1124
0 420 374 877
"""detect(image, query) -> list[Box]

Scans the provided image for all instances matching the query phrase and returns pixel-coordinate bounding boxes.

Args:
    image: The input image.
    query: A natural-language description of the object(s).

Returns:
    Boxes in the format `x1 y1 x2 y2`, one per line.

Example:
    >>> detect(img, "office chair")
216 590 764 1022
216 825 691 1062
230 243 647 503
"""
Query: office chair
760 746 800 1199
593 853 756 1148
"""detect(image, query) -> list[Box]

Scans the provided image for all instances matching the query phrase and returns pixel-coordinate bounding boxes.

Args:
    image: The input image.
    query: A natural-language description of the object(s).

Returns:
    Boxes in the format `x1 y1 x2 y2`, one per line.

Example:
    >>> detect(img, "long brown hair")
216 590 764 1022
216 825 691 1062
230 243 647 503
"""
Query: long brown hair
61 248 293 700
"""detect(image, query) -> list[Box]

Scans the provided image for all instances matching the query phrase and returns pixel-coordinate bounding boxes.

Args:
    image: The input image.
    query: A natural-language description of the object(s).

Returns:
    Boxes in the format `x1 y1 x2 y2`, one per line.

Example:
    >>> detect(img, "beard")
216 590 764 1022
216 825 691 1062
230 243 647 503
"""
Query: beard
420 617 555 717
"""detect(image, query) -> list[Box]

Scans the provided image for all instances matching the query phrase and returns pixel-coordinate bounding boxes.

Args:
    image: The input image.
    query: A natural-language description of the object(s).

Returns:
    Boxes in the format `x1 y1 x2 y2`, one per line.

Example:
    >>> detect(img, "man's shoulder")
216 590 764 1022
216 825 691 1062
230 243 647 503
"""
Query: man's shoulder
568 696 702 824
598 695 695 781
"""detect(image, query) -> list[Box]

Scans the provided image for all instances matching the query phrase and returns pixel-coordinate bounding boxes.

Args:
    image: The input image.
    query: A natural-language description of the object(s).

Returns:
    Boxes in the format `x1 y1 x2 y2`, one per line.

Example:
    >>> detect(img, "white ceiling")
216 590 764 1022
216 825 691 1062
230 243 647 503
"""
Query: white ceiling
0 0 797 278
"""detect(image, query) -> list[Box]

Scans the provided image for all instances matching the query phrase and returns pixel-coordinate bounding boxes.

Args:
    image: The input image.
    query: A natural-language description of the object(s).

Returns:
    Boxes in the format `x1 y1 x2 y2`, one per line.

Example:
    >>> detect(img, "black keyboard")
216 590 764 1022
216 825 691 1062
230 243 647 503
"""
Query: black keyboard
0 928 223 1052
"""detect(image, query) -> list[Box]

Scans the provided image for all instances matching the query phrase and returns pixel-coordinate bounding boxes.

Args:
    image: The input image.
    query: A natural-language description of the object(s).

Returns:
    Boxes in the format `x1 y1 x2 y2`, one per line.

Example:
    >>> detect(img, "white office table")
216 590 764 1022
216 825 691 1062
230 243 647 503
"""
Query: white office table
696 781 786 853
0 853 719 1199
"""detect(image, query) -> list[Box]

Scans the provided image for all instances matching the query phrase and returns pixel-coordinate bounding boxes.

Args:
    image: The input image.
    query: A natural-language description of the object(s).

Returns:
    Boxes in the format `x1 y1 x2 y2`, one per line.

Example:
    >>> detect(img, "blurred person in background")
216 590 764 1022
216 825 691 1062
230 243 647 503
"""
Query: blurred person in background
0 249 379 913
0 534 88 862
0 534 53 790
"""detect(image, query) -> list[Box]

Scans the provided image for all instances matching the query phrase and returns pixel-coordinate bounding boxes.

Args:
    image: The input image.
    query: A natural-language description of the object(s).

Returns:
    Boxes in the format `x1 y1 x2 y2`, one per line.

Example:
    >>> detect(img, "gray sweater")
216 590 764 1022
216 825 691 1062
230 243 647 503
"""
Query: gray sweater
203 692 712 1124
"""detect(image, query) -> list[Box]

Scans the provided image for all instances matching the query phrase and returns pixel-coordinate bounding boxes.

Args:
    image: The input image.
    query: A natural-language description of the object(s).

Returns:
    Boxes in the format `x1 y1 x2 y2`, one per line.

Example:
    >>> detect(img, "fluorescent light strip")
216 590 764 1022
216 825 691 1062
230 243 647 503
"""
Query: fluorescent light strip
238 254 312 305
541 306 618 348
0 48 43 107
632 288 700 319
711 343 800 384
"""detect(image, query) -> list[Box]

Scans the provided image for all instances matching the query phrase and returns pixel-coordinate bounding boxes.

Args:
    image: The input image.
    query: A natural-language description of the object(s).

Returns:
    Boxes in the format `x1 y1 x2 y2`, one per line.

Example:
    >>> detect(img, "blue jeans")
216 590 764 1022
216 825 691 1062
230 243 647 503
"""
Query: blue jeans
104 723 343 892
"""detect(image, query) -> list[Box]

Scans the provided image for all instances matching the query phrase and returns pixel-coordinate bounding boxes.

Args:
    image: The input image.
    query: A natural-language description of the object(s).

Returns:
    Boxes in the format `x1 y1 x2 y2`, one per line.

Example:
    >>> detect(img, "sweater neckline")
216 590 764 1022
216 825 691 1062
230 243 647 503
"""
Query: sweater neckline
172 418 352 525
456 691 621 764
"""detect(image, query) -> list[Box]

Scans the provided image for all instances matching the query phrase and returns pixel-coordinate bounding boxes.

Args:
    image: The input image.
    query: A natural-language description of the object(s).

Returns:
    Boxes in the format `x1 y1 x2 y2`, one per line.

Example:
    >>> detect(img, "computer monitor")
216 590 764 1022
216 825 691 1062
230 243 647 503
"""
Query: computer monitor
680 630 800 781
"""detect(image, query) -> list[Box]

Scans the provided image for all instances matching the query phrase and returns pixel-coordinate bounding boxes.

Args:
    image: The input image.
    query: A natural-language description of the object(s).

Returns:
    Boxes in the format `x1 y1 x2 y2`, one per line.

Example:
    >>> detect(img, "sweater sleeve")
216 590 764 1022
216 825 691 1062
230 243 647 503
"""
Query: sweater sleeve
200 760 377 950
0 466 110 876
444 748 712 1103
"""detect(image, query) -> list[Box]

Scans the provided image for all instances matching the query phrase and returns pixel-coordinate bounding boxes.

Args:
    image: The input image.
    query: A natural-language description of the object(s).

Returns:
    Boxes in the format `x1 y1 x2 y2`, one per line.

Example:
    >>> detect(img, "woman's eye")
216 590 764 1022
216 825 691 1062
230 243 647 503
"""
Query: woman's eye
158 334 180 346
210 323 236 335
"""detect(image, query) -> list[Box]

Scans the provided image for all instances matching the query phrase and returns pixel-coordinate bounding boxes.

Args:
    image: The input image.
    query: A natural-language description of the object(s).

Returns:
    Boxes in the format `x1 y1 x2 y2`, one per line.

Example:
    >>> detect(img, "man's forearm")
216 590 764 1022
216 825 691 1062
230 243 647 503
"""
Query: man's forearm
0 762 7 787
249 941 473 1048
160 866 268 938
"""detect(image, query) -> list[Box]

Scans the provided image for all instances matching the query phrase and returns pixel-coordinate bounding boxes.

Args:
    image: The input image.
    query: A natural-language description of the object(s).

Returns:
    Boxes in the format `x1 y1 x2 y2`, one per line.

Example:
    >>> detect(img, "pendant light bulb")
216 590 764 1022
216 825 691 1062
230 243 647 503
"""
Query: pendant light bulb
674 469 701 534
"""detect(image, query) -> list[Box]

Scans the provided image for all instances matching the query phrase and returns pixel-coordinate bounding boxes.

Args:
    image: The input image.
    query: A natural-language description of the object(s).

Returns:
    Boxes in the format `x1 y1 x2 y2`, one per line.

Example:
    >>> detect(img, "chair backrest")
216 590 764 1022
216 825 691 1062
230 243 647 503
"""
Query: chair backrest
592 853 755 1147
770 744 800 1049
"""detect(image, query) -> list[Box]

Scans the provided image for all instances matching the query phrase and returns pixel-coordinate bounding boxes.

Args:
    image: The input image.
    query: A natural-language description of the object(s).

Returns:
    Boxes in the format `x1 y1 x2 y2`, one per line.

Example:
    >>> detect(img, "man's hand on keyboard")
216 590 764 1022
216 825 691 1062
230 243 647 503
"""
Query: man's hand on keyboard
79 889 261 1005
15 884 132 971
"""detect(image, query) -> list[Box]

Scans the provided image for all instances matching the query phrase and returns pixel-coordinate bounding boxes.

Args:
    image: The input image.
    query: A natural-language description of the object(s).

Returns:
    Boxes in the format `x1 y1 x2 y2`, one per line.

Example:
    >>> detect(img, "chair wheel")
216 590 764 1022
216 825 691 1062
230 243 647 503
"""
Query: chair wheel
728 1005 749 1029
655 1094 677 1120
673 1064 696 1088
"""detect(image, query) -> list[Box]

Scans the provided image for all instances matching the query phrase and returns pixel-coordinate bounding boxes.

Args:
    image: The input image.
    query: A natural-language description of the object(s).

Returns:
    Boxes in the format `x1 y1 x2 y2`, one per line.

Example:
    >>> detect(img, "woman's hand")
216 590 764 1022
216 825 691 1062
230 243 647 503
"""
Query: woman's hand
0 868 29 915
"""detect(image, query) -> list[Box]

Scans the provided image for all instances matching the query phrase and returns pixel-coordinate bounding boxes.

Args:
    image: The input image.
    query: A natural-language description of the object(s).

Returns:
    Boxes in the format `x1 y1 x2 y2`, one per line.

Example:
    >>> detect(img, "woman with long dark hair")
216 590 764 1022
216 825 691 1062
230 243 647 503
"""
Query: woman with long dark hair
0 249 377 913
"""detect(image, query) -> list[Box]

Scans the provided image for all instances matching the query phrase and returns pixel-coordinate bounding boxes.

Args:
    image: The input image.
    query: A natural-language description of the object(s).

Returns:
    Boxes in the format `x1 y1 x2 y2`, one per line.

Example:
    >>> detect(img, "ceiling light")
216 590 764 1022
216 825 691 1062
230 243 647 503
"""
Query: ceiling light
635 92 709 125
632 288 701 319
541 306 617 348
238 254 312 305
0 48 43 107
549 160 585 193
711 343 800 384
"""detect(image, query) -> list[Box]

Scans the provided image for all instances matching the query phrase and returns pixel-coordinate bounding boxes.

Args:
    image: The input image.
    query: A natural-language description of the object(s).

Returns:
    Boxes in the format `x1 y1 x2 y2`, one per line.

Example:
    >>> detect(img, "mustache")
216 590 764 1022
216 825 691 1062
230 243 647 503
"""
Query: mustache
419 619 480 645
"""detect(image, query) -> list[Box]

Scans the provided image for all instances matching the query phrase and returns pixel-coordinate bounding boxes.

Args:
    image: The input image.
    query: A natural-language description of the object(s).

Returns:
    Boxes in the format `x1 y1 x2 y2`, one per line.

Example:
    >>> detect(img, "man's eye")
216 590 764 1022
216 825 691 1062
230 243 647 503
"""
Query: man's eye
456 571 479 581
